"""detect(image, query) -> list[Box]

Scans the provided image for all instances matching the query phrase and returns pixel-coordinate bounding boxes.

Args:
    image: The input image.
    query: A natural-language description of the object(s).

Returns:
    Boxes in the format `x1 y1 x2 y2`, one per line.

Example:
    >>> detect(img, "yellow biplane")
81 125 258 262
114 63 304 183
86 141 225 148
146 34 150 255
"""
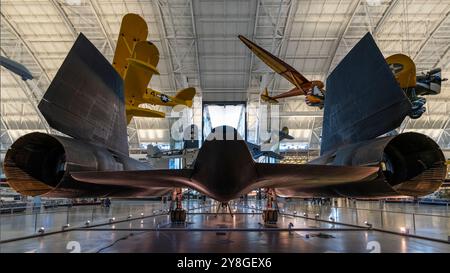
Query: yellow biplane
113 14 196 123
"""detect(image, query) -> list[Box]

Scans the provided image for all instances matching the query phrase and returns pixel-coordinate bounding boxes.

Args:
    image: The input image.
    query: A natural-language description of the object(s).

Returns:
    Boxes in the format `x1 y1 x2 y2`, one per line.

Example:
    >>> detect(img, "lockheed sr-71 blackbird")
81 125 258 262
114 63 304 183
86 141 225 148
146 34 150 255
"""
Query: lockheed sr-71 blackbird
3 32 446 222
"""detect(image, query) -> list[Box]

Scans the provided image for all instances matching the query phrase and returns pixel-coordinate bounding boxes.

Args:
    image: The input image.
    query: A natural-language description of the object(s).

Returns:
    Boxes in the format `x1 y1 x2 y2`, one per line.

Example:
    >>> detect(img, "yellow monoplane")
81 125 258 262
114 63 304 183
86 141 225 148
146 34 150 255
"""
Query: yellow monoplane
238 35 325 109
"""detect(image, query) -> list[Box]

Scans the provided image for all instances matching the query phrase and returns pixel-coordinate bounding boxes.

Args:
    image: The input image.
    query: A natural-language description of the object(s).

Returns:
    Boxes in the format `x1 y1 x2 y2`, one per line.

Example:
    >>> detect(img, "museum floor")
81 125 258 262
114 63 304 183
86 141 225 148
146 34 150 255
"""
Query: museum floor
1 199 449 253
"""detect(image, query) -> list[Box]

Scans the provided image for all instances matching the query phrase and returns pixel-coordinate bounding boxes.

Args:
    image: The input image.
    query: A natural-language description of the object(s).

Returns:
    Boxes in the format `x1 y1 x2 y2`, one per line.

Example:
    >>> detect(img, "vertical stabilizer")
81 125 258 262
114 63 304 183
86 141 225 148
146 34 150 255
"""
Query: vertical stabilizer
321 33 411 155
38 34 128 155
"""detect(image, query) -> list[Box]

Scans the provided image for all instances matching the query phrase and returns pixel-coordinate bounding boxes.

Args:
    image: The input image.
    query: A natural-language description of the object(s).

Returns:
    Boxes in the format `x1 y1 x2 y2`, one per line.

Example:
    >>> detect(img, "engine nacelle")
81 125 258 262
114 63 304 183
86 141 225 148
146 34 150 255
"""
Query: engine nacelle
3 132 149 197
312 132 446 197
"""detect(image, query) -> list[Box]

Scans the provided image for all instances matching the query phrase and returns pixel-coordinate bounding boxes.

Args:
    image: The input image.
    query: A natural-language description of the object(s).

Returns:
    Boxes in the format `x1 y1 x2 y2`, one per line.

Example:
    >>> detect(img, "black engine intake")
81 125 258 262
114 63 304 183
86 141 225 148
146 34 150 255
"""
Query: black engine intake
313 132 446 197
3 132 148 197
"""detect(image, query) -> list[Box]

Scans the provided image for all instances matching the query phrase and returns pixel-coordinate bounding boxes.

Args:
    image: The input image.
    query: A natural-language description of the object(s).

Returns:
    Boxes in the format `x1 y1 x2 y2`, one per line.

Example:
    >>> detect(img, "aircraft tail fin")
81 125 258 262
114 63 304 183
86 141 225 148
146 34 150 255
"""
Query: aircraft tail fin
0 56 34 81
321 33 411 155
38 33 129 155
260 88 278 103
175 87 196 107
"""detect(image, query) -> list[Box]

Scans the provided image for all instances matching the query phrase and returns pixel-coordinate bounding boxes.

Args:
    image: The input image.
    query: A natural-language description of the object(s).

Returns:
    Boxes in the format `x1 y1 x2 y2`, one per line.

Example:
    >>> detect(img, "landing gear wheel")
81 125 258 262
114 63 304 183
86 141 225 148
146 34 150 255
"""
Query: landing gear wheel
170 209 186 223
262 209 278 224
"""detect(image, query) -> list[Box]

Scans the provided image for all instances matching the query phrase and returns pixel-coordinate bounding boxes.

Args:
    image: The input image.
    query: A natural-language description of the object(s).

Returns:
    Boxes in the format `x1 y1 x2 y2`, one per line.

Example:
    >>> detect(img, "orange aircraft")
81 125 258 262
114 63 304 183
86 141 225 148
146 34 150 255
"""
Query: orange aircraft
240 35 446 118
238 35 325 109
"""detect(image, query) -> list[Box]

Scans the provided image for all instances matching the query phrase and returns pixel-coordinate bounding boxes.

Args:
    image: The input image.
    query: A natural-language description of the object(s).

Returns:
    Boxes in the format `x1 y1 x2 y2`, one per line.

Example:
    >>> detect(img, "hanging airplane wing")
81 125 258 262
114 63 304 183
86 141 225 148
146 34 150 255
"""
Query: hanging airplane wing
112 13 164 121
238 35 309 91
253 163 379 187
38 33 128 155
252 163 385 197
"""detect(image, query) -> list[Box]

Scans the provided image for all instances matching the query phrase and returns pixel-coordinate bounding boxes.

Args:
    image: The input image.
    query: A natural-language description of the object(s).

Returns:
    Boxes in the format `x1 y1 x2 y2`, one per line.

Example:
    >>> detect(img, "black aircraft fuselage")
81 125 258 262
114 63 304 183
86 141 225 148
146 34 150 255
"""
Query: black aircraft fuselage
4 126 445 202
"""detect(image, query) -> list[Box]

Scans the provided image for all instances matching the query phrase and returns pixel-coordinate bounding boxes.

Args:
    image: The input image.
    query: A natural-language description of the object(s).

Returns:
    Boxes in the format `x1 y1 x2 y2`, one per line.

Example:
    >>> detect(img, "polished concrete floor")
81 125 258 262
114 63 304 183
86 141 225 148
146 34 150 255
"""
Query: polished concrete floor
0 199 449 253
280 199 450 241
0 200 167 240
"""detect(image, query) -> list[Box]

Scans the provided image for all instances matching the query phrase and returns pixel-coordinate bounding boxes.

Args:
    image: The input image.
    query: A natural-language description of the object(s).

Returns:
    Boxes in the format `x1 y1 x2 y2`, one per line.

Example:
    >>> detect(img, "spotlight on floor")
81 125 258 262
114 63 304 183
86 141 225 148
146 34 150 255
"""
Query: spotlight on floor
127 214 132 219
315 214 320 219
400 227 409 234
62 224 70 229
85 220 90 226
293 211 297 215
109 217 115 223
364 221 373 228
140 213 144 217
140 220 144 224
38 227 45 234
303 212 308 217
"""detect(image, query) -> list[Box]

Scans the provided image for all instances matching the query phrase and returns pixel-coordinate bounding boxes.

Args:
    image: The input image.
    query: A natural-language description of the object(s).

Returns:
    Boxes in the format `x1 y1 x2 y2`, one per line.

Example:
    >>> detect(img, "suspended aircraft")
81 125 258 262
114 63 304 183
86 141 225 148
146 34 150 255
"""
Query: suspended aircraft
386 54 447 119
239 35 447 119
3 32 446 224
0 56 33 81
238 35 325 109
247 126 294 160
113 13 196 123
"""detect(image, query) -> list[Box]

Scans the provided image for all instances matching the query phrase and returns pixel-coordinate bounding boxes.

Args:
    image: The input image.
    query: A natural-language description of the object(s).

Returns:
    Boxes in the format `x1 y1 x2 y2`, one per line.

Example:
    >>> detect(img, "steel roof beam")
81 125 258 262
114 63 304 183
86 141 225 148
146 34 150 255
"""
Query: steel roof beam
413 8 450 60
